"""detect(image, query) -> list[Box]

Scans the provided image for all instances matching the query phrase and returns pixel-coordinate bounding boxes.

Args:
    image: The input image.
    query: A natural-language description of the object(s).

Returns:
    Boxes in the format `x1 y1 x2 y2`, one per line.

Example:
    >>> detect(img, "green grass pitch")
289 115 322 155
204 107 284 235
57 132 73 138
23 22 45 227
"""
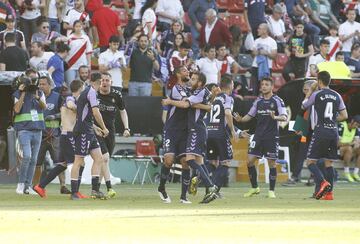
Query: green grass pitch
1 182 360 243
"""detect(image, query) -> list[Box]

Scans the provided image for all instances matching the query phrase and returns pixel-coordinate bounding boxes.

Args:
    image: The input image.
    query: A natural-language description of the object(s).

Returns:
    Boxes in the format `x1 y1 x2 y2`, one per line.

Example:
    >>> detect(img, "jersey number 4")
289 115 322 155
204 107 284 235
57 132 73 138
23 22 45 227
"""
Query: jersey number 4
324 102 333 119
210 104 221 123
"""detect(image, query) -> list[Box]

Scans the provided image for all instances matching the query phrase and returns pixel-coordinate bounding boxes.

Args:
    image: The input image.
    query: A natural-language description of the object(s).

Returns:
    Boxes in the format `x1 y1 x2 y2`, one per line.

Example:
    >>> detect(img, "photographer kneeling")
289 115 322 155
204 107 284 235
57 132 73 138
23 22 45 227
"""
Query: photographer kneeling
13 69 46 195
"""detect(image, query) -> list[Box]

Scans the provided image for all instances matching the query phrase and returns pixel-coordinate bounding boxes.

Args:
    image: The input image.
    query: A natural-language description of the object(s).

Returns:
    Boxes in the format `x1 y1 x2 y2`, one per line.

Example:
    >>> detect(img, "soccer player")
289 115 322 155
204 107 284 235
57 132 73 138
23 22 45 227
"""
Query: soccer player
33 80 85 198
236 77 287 198
70 72 109 200
302 71 348 200
95 72 130 198
157 66 191 203
202 74 246 198
162 72 220 204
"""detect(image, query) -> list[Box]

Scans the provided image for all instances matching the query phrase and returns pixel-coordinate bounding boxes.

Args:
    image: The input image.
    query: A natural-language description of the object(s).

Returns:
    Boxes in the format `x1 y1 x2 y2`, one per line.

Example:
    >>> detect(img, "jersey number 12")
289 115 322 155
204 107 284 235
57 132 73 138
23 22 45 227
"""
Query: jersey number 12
210 104 221 123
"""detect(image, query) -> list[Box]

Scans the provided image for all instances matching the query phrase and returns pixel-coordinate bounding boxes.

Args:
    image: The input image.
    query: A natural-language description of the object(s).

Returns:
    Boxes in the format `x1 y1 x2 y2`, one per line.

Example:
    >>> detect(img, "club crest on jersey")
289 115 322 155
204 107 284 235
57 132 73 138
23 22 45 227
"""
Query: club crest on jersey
180 91 187 97
270 103 274 109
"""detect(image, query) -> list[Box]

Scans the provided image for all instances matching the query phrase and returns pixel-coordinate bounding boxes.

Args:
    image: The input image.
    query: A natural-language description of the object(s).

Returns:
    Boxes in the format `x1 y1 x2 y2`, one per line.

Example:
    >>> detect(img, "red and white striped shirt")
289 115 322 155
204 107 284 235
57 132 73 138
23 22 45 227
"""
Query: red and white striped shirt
66 33 92 70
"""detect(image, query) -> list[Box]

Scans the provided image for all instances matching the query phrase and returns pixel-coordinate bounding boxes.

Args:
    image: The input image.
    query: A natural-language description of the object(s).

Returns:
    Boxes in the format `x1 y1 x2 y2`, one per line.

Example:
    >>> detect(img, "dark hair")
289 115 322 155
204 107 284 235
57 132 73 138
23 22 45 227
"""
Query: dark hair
174 65 186 75
320 39 330 46
206 83 219 91
73 20 82 28
351 43 360 53
328 23 338 31
31 41 44 49
293 19 304 27
220 74 233 88
174 33 185 48
70 79 84 93
179 41 191 49
4 32 15 43
39 76 52 85
37 17 48 27
261 77 274 85
101 71 112 78
25 68 38 77
317 71 331 86
335 51 344 57
140 0 158 18
138 33 149 40
78 65 90 72
109 35 121 43
56 42 70 53
216 43 227 50
91 72 102 82
192 72 207 86
204 44 216 53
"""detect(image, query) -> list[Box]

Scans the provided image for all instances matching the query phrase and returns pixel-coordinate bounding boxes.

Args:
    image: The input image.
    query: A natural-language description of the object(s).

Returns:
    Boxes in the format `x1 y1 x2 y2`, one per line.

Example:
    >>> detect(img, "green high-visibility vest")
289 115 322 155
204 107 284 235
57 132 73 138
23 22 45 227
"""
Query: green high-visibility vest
340 122 356 144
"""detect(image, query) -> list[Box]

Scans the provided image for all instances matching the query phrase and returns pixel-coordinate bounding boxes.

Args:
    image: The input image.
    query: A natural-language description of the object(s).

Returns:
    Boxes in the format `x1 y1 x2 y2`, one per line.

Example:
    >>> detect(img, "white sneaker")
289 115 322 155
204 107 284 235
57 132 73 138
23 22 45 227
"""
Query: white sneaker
26 187 38 195
180 198 192 204
16 183 24 194
158 190 171 203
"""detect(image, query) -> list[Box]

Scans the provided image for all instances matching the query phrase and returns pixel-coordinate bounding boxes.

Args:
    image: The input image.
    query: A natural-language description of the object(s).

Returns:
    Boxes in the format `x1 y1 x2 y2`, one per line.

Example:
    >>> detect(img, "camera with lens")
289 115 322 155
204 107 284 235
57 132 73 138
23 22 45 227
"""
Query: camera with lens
14 74 39 93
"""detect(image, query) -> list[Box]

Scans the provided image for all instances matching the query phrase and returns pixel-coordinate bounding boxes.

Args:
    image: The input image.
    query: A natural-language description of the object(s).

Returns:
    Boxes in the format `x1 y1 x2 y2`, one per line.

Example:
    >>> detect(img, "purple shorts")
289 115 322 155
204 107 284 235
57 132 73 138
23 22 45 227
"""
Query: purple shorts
74 133 100 157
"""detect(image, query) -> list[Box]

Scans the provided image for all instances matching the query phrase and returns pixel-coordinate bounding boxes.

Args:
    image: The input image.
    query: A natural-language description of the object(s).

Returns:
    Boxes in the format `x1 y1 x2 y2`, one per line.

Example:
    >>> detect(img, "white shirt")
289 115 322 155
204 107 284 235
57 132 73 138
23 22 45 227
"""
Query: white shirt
205 18 218 44
133 0 146 20
324 36 341 61
338 20 360 52
30 52 54 71
217 56 235 74
252 36 277 68
266 16 285 38
306 53 327 77
98 49 126 88
142 8 157 41
48 0 58 19
66 33 93 70
62 8 90 36
21 0 41 19
196 57 220 84
155 0 184 24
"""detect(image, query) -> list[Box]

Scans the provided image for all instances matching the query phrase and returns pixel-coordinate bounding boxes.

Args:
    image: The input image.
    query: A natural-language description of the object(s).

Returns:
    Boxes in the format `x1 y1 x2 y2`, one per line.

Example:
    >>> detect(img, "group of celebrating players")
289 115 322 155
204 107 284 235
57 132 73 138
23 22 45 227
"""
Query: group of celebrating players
31 64 347 203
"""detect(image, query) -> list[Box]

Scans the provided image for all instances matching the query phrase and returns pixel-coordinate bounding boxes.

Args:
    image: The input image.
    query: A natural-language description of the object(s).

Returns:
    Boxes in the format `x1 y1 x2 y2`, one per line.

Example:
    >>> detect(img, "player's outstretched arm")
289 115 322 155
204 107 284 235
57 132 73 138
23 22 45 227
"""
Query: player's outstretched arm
162 98 190 108
120 109 130 137
234 113 252 123
270 111 287 121
192 103 211 112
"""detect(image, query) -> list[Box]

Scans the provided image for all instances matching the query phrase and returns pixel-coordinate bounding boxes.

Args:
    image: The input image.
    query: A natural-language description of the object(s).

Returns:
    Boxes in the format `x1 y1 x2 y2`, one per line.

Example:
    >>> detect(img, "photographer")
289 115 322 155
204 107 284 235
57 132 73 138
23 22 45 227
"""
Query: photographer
13 69 46 195
34 76 70 193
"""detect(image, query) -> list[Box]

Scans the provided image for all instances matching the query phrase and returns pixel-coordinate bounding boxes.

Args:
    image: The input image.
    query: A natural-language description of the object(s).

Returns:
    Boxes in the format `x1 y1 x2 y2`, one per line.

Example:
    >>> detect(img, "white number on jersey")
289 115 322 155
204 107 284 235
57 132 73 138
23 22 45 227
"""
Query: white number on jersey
324 102 333 119
210 104 221 123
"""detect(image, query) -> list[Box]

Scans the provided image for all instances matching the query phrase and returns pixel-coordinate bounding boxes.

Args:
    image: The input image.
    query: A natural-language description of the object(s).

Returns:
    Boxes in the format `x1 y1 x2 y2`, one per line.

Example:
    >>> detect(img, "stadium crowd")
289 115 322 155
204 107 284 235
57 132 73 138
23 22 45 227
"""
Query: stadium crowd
0 0 359 201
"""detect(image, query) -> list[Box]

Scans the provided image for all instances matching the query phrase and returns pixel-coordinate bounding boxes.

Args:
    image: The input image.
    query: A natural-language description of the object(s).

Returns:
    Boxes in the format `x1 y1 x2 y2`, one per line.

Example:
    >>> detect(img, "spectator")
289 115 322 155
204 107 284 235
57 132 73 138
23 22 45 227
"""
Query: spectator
195 44 220 84
229 25 243 57
29 41 54 71
18 0 45 47
132 0 146 23
306 39 330 77
266 4 286 52
47 42 70 91
45 0 64 33
166 33 185 61
250 23 277 94
216 44 240 75
91 2 123 52
78 65 90 85
0 14 26 51
335 51 345 62
31 17 66 52
0 32 29 71
141 0 158 43
155 0 184 32
124 23 143 60
99 35 127 89
168 41 192 91
345 43 360 78
324 24 342 61
188 0 217 59
310 0 340 31
298 0 330 35
339 8 360 60
160 20 183 58
62 0 90 36
244 0 266 37
13 69 47 195
0 0 12 32
283 20 314 81
64 20 92 85
128 34 159 96
199 9 232 49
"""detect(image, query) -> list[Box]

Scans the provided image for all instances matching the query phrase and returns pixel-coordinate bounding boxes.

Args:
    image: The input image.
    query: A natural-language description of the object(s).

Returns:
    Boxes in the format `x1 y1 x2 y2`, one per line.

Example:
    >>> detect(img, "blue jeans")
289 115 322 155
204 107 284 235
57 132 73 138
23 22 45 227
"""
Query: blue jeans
190 25 200 59
49 18 60 33
18 130 42 187
128 81 152 96
65 69 78 87
304 23 320 48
